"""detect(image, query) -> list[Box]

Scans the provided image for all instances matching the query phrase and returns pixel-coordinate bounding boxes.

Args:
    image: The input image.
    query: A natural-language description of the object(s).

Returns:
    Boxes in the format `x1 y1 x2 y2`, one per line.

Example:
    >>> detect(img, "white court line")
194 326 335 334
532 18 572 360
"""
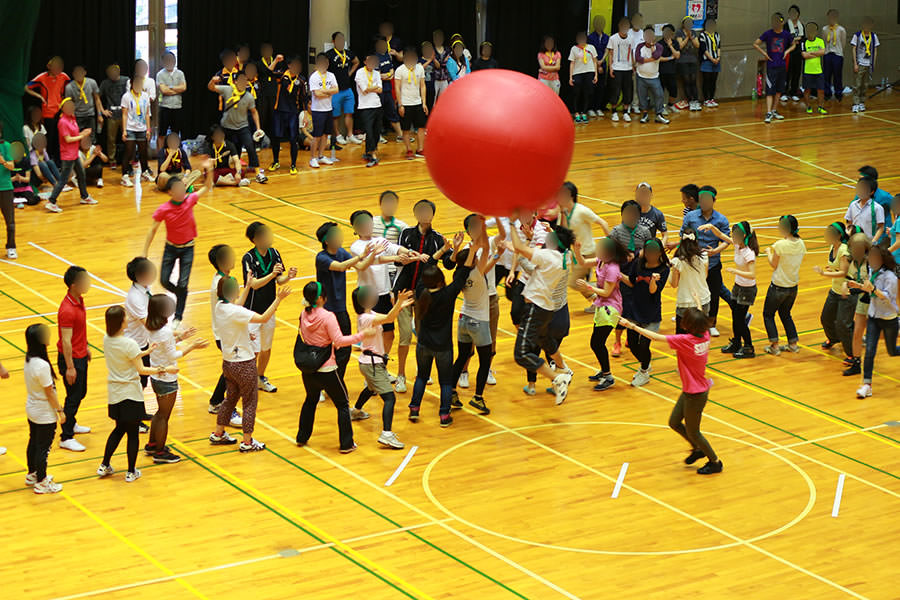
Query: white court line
385 446 418 486
49 519 450 600
831 474 846 517
860 113 900 126
28 242 127 295
780 424 889 449
611 462 629 499
716 128 856 183
0 259 123 297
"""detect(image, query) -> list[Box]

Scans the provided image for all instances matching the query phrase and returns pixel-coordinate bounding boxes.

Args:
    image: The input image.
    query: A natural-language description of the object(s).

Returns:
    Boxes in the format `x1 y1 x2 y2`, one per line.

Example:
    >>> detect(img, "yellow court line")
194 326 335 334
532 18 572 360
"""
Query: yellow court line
170 437 437 600
196 201 319 253
244 186 352 225
3 448 208 600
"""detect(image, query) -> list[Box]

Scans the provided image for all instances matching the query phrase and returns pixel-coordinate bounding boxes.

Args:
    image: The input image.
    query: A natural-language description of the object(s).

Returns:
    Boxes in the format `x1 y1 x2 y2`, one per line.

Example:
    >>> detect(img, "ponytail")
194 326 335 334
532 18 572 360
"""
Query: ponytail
779 215 800 237
827 221 849 243
735 221 760 256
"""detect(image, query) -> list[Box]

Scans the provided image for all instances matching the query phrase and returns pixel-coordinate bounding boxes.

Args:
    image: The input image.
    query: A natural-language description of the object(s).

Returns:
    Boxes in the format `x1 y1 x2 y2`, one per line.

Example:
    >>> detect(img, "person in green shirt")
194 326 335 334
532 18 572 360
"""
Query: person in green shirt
0 123 16 259
801 22 827 114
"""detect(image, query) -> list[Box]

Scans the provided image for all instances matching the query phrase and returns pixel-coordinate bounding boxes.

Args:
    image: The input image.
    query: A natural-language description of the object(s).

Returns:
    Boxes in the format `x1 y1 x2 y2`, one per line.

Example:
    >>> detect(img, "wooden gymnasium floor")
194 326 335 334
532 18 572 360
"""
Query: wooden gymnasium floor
2 94 900 600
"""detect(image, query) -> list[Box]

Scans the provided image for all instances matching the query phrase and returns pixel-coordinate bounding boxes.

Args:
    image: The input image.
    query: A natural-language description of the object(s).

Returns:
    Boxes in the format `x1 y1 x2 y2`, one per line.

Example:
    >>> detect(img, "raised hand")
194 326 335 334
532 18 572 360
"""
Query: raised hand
277 286 293 299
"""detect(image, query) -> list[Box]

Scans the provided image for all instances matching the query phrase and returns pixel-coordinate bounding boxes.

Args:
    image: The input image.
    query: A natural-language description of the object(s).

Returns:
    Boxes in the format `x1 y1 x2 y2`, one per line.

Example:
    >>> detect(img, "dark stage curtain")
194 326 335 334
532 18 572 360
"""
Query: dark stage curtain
27 0 135 96
349 0 477 58
2 0 39 145
177 0 311 138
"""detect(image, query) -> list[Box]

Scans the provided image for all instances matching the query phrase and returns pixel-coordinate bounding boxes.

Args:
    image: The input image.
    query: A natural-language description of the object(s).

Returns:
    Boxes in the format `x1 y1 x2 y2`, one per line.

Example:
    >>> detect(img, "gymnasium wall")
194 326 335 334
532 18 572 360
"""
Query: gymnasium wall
638 0 900 98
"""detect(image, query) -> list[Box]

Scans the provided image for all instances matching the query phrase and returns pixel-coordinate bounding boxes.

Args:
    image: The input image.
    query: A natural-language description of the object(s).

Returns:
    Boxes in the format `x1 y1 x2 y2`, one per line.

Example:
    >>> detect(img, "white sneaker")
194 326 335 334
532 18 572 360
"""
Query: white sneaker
239 438 266 453
427 377 433 385
632 104 641 114
59 438 85 452
780 95 789 102
238 178 251 186
34 476 63 494
611 112 620 122
790 95 800 102
552 372 572 405
350 407 370 421
336 135 348 145
25 472 38 486
125 469 142 482
655 115 670 124
487 369 497 385
379 136 387 144
348 134 362 144
62 185 73 192
80 196 98 205
121 175 133 187
97 463 114 477
318 156 334 165
856 383 872 398
858 103 866 112
851 104 860 113
258 375 277 393
255 171 268 184
45 202 63 213
709 327 720 337
458 371 470 388
587 110 598 117
208 403 220 414
394 375 407 393
141 171 154 182
229 410 243 428
623 112 632 122
309 158 320 169
631 369 651 387
772 111 785 120
378 431 405 449
73 424 91 434
96 178 104 188
7 248 17 259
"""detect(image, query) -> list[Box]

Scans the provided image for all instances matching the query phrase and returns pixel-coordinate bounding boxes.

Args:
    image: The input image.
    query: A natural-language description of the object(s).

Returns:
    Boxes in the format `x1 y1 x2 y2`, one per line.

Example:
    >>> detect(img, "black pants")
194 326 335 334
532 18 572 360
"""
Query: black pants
271 135 298 166
590 325 614 373
678 62 699 101
160 243 194 320
334 311 352 381
572 72 594 113
452 341 493 396
358 107 383 154
731 302 752 346
103 415 140 472
45 116 60 164
226 126 259 169
669 390 717 461
526 306 570 383
820 291 855 356
57 355 88 441
258 94 275 136
76 113 97 144
706 264 732 325
763 284 799 343
27 420 56 480
626 326 653 370
0 190 14 249
514 304 557 372
660 72 678 101
409 345 454 416
210 339 227 408
786 49 802 96
139 350 151 389
355 388 397 431
297 370 354 450
702 71 719 100
592 72 607 111
607 69 634 109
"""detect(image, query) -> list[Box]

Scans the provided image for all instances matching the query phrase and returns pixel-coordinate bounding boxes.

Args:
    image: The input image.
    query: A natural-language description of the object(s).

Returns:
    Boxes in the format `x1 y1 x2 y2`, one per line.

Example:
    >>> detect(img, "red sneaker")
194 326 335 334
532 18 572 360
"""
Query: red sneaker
405 150 414 160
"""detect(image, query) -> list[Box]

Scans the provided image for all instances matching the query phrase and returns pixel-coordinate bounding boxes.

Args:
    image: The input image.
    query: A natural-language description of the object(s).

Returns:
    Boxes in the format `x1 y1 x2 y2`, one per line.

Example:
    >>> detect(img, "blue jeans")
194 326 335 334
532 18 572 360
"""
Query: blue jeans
160 243 194 320
636 76 665 114
823 53 844 99
37 160 61 186
408 345 453 416
763 284 798 344
862 317 899 383
48 159 89 205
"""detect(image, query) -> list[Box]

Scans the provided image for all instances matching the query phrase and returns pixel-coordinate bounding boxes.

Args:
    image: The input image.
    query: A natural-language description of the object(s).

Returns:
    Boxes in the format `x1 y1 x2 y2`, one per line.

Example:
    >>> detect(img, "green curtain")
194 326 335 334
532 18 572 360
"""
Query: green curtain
0 1 40 144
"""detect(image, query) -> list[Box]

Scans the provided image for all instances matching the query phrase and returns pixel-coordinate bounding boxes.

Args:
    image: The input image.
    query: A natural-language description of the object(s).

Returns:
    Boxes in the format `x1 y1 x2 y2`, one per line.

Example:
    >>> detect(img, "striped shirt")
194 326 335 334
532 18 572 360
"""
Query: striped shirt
699 31 721 61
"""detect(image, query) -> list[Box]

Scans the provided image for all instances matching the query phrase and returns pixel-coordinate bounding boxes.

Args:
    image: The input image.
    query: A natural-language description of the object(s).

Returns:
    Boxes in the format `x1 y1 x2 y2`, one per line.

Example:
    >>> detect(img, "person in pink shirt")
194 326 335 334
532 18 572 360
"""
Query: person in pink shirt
296 282 378 453
619 300 723 475
537 35 562 95
45 98 95 213
142 160 214 328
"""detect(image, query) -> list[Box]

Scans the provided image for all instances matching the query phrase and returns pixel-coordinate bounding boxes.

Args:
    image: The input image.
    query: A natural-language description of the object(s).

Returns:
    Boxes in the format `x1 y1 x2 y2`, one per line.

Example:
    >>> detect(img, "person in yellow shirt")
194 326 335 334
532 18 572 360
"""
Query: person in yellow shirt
801 22 827 114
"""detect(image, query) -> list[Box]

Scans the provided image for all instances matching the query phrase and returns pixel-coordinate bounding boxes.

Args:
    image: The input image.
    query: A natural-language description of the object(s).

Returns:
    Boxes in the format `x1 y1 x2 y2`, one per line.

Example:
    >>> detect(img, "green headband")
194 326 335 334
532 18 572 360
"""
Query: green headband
315 281 322 300
548 231 576 270
734 222 751 244
644 238 663 251
351 213 372 227
699 190 715 198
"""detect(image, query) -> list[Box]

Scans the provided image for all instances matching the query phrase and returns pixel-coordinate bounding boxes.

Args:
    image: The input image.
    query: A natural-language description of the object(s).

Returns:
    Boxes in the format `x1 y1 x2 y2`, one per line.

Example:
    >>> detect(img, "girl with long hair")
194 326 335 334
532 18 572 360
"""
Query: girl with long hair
24 324 65 494
814 222 852 358
762 215 807 355
850 246 899 398
670 228 711 333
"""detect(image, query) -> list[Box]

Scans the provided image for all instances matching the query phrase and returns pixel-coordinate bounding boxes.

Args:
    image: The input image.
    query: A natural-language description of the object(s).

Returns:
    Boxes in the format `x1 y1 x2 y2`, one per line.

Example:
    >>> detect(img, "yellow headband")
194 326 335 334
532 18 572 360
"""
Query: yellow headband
59 97 72 108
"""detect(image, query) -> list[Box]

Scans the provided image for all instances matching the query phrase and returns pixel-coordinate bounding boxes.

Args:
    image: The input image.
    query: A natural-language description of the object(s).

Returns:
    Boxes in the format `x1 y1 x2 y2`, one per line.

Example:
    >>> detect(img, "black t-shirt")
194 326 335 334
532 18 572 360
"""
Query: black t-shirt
628 261 670 324
471 57 498 71
242 247 284 313
414 265 471 351
208 140 238 170
377 52 393 92
274 73 305 114
157 145 192 174
13 156 31 186
258 57 284 97
660 38 677 74
326 48 357 90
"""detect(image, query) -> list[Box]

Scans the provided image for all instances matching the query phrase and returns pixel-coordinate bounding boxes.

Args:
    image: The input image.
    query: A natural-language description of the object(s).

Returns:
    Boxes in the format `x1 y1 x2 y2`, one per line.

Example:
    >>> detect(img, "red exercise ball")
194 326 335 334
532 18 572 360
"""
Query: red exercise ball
425 69 574 217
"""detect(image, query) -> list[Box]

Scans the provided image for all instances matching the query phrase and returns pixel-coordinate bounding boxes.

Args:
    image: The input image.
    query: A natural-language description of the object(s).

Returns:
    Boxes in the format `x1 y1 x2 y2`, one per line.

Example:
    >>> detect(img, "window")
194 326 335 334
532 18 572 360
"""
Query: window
134 0 179 73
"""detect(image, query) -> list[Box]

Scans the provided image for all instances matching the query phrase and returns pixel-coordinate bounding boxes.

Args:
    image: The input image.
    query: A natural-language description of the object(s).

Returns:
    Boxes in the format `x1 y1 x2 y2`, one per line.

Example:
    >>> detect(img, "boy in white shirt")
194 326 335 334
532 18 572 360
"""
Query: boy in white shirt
308 53 339 169
394 46 428 159
635 27 670 124
823 9 847 102
155 51 187 151
356 54 383 168
850 17 879 112
567 31 599 123
627 12 645 113
606 18 635 122
845 177 885 241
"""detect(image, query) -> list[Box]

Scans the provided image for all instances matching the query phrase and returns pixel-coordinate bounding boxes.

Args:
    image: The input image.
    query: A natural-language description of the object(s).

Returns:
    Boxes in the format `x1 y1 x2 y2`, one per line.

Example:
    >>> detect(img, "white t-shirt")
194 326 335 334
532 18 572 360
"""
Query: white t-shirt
25 357 56 424
559 203 600 253
461 255 491 322
356 68 383 109
733 246 757 287
350 237 401 296
568 45 598 76
635 43 661 79
103 335 143 404
124 283 151 348
210 273 223 341
672 254 711 307
523 248 567 311
127 77 157 100
308 70 339 112
394 64 425 106
844 198 885 240
607 34 634 71
120 90 152 132
850 32 880 68
214 301 256 362
772 238 807 288
148 324 181 383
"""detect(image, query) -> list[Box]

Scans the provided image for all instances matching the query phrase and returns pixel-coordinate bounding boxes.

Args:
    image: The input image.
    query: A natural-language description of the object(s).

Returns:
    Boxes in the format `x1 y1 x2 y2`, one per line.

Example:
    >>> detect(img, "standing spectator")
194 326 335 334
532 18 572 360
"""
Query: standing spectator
119 75 153 188
627 13 646 114
99 64 128 165
209 71 267 184
569 31 599 123
606 18 634 122
537 35 563 96
446 39 472 83
635 27 670 124
823 9 846 102
0 125 16 257
356 54 384 168
128 60 157 144
754 13 797 123
698 19 721 107
269 56 306 174
379 21 404 65
587 16 609 117
395 46 428 159
63 66 103 143
308 53 339 169
659 25 681 112
801 21 827 114
432 29 451 100
420 41 439 110
155 51 187 150
57 266 92 452
471 42 498 70
326 32 361 145
784 5 805 102
850 17 878 113
25 56 70 163
257 43 284 137
375 36 404 143
675 16 701 111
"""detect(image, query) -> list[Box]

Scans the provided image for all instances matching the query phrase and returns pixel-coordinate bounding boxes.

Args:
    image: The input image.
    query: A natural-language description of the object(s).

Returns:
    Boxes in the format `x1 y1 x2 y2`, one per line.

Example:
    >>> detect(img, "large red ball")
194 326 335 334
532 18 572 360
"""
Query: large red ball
425 69 574 216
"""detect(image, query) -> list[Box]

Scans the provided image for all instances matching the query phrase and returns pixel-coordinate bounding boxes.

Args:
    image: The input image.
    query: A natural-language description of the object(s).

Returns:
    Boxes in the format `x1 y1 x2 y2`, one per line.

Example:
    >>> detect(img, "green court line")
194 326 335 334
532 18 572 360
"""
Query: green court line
265 447 530 600
229 204 320 241
0 289 103 354
173 444 420 600
277 181 439 201
712 145 841 184
0 333 24 353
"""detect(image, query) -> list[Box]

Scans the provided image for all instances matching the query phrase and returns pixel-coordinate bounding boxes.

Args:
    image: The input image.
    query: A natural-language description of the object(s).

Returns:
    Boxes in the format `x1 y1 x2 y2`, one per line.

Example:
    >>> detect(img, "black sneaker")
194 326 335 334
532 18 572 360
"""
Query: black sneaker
593 375 615 391
639 112 650 123
733 346 756 359
144 443 171 456
450 391 463 410
408 407 420 422
821 340 836 349
152 450 182 464
588 371 605 382
331 141 344 151
440 414 453 428
721 339 741 354
469 396 490 415
842 359 861 376
697 460 723 475
684 449 705 465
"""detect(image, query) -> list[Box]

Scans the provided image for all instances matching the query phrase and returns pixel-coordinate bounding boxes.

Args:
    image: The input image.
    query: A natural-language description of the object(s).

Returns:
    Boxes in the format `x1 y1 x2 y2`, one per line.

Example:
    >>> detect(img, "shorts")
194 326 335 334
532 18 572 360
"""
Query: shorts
358 361 393 395
765 66 786 96
272 110 299 140
214 167 236 182
332 88 356 117
731 284 758 306
593 305 621 328
855 296 870 315
311 110 331 137
249 317 276 353
400 104 427 130
802 73 824 92
457 315 492 347
150 378 179 396
676 302 710 317
125 130 147 141
108 399 146 422
373 293 395 332
380 89 400 122
157 107 183 136
397 304 414 346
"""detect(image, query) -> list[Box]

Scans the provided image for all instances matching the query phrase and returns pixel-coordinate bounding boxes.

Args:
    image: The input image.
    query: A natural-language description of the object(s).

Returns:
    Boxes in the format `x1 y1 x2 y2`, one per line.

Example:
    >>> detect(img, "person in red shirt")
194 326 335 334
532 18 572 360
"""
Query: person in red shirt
619 298 723 475
45 98 96 213
142 160 214 327
25 56 70 164
57 266 92 452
